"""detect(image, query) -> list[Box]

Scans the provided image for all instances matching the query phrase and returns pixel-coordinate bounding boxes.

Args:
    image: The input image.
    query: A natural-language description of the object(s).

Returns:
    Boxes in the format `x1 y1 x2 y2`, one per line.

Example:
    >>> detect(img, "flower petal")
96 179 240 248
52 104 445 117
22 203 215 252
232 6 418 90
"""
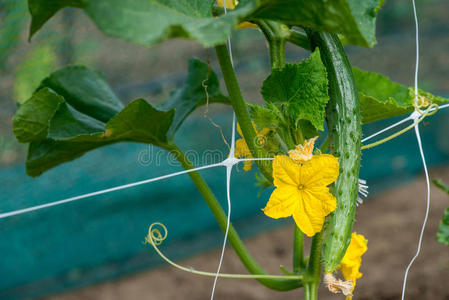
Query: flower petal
272 155 300 187
235 138 251 158
300 154 339 188
292 187 337 237
242 160 253 171
263 186 299 219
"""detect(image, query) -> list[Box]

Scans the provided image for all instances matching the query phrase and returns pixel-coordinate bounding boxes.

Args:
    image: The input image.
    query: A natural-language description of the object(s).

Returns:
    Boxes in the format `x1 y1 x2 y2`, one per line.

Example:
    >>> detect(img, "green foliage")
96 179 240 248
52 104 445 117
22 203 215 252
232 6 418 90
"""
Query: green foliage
160 58 228 139
433 179 449 246
353 67 448 124
252 0 384 47
261 49 329 131
437 208 449 246
28 0 85 38
13 59 227 176
27 0 383 48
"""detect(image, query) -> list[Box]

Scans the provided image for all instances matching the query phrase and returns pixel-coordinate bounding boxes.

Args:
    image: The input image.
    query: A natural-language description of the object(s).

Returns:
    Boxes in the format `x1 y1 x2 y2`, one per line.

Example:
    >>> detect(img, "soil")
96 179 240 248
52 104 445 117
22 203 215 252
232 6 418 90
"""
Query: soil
44 166 449 300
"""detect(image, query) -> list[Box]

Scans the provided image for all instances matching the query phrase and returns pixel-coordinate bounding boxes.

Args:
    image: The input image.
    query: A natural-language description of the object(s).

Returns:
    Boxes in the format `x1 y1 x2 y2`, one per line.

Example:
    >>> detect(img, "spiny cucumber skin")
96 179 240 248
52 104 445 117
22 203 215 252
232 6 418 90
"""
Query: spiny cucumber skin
306 31 362 273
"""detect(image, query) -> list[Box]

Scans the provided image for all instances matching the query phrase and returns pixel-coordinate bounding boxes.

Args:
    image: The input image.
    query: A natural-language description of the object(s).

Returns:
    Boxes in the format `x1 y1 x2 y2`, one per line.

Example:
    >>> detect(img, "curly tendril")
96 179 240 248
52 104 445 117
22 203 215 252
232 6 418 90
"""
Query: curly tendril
361 103 439 150
144 223 304 280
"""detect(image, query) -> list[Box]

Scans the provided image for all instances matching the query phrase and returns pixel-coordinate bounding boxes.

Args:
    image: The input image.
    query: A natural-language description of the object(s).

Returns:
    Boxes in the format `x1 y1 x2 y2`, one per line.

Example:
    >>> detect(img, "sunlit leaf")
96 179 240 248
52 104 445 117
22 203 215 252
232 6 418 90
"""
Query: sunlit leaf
261 49 329 131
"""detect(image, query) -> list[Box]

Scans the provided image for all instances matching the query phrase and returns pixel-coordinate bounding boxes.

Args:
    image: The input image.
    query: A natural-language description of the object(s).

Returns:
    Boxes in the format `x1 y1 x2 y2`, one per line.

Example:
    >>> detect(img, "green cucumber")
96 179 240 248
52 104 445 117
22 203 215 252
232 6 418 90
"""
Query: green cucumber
306 30 362 274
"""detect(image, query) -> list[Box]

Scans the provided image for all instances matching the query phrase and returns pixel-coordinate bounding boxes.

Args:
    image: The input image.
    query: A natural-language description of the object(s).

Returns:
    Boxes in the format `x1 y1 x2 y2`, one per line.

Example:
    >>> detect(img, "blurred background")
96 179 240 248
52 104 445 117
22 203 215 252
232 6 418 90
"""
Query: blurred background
0 0 448 299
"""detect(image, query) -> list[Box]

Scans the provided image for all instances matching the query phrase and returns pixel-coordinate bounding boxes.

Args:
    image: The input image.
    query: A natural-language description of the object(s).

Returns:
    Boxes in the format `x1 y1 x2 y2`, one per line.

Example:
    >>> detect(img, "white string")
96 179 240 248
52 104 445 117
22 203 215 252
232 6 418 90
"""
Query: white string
210 0 234 297
0 162 222 219
401 123 431 300
400 0 427 298
361 115 412 143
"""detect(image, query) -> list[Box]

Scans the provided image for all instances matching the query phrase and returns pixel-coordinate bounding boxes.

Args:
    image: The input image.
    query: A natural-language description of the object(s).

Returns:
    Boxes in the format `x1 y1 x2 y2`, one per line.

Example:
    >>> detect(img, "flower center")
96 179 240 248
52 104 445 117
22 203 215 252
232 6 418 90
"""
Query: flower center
297 184 305 190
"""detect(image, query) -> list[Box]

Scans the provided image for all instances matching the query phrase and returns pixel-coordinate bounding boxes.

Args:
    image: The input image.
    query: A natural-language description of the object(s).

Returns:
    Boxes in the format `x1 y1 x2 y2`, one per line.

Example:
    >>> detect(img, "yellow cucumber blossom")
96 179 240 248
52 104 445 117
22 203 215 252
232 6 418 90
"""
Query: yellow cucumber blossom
216 0 258 29
234 122 270 171
339 233 368 299
263 146 339 237
288 136 319 163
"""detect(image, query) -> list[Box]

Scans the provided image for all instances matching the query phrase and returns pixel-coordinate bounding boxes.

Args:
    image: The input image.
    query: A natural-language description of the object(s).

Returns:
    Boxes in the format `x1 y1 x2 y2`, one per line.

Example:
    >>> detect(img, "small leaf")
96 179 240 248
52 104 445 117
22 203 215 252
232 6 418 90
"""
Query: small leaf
159 58 228 138
353 67 448 124
437 208 449 246
261 49 329 130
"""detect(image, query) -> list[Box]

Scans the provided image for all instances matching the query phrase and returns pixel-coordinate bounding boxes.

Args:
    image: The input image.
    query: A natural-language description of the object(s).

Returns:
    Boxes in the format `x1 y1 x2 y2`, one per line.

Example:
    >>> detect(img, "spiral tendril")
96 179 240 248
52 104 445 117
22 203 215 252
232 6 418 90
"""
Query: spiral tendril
144 223 304 280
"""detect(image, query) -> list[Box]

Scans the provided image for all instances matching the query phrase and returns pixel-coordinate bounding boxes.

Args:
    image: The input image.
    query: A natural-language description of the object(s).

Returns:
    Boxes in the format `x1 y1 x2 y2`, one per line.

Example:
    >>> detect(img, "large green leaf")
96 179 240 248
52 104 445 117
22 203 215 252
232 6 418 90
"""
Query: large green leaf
160 58 228 138
252 0 383 47
23 98 174 177
353 67 448 124
14 60 227 176
261 49 329 130
39 65 124 122
28 0 382 47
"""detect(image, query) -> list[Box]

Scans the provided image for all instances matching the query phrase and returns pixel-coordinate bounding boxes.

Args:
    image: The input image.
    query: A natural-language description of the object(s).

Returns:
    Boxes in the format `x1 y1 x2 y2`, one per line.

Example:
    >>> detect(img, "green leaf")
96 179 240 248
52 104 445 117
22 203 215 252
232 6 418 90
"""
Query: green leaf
159 58 228 138
353 67 448 124
248 102 282 130
433 179 449 195
24 98 174 177
13 88 64 143
28 0 383 48
437 208 449 246
431 179 449 245
14 60 225 176
39 65 124 123
261 49 329 131
251 0 384 47
28 0 255 47
13 65 177 176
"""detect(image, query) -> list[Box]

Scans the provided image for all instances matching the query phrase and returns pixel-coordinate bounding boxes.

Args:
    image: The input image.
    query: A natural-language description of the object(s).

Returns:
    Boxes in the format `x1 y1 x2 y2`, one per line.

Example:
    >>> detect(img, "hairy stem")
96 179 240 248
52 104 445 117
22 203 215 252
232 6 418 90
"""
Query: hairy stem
304 232 323 300
293 226 305 272
168 143 301 291
215 44 273 182
256 20 288 69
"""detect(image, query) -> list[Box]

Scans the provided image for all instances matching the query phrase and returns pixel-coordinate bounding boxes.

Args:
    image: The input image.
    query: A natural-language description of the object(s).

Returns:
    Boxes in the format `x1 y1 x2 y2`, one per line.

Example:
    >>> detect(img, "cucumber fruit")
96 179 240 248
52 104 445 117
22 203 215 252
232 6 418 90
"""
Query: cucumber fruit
306 30 362 274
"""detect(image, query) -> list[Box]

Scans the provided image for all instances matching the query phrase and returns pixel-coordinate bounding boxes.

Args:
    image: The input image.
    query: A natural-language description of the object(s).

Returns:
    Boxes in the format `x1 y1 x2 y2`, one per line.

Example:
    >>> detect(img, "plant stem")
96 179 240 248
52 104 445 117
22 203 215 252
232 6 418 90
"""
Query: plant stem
304 232 323 300
215 44 273 182
256 20 288 69
293 226 305 272
168 143 301 291
286 29 311 50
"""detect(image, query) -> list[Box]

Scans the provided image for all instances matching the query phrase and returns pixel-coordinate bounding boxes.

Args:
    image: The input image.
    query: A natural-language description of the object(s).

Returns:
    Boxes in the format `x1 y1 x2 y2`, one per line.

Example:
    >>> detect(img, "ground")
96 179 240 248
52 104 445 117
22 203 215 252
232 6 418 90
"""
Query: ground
44 166 449 300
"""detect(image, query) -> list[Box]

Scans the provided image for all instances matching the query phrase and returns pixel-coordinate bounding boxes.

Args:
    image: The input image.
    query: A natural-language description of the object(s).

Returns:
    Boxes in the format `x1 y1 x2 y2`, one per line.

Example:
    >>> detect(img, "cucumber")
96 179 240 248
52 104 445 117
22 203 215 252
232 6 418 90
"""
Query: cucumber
306 30 362 274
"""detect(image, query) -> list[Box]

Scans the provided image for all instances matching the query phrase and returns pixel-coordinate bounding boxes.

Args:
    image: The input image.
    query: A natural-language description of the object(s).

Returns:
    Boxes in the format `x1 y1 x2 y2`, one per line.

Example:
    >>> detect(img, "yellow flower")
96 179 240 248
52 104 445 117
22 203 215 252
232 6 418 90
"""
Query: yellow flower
263 153 339 237
234 122 270 171
340 233 368 299
217 0 238 9
288 136 319 163
216 0 258 29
